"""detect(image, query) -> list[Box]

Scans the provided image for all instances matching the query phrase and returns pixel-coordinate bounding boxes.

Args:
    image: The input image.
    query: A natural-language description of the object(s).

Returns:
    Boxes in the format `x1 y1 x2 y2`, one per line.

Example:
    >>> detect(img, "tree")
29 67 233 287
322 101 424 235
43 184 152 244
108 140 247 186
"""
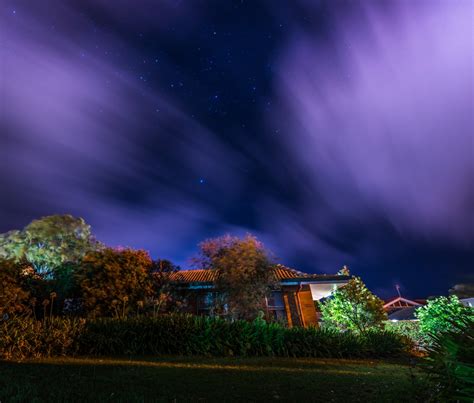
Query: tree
0 215 100 277
150 259 181 314
449 283 474 299
76 247 154 318
320 276 387 332
0 259 31 317
415 296 473 341
196 234 276 321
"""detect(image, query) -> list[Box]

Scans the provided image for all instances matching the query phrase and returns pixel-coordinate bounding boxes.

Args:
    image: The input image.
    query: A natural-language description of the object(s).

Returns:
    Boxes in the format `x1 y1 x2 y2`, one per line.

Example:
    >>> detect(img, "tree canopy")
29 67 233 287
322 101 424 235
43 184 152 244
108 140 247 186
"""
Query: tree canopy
0 215 99 277
76 247 154 318
415 295 473 341
320 276 387 332
196 234 275 321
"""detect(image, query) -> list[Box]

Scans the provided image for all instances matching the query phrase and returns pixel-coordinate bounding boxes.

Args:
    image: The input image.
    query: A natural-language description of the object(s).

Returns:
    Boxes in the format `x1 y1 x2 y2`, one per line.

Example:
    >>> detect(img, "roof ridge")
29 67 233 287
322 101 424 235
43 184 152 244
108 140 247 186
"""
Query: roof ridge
274 264 311 277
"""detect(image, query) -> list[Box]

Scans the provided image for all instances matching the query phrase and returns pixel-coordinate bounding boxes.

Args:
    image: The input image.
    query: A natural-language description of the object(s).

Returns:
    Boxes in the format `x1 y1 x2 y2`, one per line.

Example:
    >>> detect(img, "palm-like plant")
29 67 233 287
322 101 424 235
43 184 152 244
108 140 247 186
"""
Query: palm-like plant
422 316 474 401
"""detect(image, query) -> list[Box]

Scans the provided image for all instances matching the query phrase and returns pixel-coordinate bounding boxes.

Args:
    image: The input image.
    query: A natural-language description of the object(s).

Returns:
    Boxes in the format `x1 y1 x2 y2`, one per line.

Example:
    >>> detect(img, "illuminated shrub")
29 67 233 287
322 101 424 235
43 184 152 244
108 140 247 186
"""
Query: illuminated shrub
421 317 474 401
415 296 473 343
385 320 423 347
320 277 387 332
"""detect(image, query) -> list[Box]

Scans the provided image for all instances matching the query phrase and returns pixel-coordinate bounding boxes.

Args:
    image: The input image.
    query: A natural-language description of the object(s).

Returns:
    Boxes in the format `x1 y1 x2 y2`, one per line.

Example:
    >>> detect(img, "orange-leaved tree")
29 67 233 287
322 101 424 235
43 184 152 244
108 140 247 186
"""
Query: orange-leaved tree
0 259 32 317
76 247 154 318
196 234 276 321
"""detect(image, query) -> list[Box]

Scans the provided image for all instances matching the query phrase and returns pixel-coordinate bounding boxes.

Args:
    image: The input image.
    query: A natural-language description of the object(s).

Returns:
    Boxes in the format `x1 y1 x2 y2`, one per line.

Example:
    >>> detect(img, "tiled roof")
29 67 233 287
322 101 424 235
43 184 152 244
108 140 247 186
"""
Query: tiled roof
383 296 425 308
170 269 218 283
169 264 348 284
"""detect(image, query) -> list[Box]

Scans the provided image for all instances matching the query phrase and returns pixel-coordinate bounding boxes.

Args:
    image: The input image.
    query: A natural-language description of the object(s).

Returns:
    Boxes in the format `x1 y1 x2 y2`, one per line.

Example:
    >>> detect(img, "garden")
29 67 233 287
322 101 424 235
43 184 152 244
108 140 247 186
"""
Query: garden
1 215 473 401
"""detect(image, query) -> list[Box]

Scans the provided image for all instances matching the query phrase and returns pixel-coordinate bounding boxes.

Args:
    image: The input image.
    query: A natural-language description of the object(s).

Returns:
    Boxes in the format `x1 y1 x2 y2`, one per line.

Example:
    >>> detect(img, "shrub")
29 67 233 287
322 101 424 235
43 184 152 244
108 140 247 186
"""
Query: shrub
385 321 423 347
78 315 409 358
0 259 31 317
0 317 85 360
0 315 412 360
415 296 473 344
421 317 474 401
320 277 387 332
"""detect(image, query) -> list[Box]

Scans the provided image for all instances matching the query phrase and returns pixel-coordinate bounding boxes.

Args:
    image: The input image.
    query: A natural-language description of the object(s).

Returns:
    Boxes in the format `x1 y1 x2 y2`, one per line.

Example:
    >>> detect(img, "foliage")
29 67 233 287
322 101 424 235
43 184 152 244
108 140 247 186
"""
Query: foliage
0 315 411 360
421 317 474 401
0 316 85 360
415 296 473 344
149 259 181 314
76 248 155 318
196 234 276 321
0 215 100 277
320 276 387 332
0 259 31 317
385 320 424 347
450 283 474 299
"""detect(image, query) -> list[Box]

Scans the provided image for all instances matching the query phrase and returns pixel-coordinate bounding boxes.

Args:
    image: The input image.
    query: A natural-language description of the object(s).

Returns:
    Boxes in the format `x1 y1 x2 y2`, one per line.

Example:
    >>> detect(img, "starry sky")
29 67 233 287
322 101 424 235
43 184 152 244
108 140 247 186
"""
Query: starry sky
1 0 472 298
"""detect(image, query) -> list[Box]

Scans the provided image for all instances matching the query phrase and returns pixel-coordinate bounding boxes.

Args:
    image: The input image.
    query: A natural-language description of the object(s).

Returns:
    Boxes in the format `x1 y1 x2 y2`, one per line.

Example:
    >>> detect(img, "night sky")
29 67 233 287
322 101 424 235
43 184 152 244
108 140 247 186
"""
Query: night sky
1 0 472 298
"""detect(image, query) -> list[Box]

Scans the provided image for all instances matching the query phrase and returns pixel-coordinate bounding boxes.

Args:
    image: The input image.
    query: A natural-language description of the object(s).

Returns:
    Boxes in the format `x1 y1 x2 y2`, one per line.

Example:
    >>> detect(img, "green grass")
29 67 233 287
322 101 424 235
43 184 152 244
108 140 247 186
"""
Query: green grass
0 356 425 402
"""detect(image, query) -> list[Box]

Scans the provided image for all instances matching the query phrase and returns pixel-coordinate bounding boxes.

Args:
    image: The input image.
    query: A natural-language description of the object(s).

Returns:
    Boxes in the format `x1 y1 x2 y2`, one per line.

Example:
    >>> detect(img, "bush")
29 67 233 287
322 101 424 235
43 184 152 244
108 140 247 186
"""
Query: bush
421 317 474 401
0 259 31 317
0 317 85 360
415 296 473 345
385 321 423 347
0 315 412 360
320 277 387 332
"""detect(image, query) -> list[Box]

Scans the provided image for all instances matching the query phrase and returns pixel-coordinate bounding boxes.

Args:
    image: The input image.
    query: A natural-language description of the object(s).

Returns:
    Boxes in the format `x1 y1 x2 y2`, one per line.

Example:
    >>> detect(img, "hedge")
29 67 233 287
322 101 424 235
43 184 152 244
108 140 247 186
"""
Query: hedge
385 321 424 347
1 314 412 360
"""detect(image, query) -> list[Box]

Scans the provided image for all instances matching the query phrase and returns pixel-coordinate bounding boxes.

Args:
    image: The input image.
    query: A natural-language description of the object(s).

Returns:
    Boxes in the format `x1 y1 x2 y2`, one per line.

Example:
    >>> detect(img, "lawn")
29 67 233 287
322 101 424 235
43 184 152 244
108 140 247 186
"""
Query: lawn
0 356 424 402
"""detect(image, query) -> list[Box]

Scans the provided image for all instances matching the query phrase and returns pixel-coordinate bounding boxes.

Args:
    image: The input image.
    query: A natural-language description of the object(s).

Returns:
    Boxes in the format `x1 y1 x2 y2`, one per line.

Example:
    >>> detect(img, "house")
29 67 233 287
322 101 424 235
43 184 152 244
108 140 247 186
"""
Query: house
460 298 474 308
387 306 419 321
384 296 427 321
383 296 426 314
169 265 350 327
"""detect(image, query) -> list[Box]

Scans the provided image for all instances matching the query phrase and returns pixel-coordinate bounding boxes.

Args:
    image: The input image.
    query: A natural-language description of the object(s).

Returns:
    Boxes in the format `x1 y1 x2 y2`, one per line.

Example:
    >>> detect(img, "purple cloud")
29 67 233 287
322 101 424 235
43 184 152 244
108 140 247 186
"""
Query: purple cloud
265 0 473 270
0 0 247 262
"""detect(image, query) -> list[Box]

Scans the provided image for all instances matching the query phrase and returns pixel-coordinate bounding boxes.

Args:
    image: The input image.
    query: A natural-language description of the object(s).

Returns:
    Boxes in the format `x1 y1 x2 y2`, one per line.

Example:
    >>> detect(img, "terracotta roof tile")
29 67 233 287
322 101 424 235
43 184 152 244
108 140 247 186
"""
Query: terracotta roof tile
169 265 348 284
169 269 217 283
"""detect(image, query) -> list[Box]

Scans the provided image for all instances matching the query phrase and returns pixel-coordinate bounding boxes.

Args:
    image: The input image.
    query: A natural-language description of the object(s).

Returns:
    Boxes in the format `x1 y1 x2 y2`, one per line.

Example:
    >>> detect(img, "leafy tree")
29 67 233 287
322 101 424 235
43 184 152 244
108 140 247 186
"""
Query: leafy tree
0 215 100 277
196 234 276 321
320 276 387 332
0 259 31 317
76 247 154 318
150 259 181 314
449 283 474 299
415 296 473 342
0 230 25 262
